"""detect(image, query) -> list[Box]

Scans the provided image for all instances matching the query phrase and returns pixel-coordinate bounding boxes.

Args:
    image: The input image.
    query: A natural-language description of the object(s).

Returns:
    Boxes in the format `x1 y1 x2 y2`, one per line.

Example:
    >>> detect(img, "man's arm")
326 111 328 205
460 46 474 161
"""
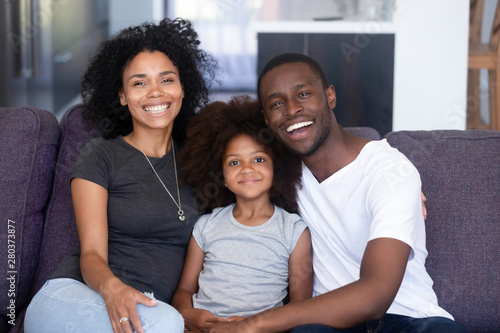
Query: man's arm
206 237 410 332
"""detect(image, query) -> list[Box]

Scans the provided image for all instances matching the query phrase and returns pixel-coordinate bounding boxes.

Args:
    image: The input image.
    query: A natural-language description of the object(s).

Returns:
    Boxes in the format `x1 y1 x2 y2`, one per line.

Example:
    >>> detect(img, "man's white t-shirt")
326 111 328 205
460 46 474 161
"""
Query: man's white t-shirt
297 139 453 319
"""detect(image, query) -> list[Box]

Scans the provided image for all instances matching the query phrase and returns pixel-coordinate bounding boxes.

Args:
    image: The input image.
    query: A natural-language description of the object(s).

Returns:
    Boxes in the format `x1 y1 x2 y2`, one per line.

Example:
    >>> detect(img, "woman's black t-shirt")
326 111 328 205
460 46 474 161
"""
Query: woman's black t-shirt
51 136 199 303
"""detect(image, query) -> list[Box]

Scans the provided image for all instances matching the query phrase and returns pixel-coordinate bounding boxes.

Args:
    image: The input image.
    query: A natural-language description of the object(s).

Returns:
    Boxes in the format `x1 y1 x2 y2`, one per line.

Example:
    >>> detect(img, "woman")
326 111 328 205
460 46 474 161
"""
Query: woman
25 18 218 333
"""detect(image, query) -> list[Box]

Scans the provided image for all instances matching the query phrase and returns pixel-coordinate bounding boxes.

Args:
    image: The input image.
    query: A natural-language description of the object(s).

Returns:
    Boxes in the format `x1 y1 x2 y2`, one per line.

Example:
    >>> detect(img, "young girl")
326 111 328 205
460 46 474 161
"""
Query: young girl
173 95 313 332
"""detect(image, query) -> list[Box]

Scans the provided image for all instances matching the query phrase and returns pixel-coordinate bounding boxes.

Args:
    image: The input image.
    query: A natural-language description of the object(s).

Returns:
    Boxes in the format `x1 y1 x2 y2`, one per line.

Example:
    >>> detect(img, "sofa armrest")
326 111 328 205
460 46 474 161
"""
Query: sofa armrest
29 104 101 297
0 107 60 323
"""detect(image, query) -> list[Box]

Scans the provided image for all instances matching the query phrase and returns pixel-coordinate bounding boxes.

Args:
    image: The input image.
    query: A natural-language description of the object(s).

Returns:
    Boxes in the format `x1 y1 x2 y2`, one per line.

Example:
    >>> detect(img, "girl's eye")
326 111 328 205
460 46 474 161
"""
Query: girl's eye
229 161 239 166
255 157 265 163
161 78 173 84
133 81 145 86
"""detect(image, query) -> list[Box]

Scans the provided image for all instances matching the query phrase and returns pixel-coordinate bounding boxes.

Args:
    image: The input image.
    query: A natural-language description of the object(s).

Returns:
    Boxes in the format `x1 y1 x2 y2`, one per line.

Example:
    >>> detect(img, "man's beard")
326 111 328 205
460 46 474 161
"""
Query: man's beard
288 106 332 157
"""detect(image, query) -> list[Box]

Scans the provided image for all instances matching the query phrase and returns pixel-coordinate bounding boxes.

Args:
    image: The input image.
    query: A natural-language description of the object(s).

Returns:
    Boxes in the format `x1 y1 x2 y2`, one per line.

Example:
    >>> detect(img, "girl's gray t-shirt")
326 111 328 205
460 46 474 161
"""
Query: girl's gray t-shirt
51 136 198 303
192 204 307 317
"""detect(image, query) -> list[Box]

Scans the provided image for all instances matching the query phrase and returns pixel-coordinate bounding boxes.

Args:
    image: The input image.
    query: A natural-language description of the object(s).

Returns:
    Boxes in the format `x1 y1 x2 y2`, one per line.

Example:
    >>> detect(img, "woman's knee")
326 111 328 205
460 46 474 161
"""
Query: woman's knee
138 300 184 333
25 279 184 333
25 278 111 333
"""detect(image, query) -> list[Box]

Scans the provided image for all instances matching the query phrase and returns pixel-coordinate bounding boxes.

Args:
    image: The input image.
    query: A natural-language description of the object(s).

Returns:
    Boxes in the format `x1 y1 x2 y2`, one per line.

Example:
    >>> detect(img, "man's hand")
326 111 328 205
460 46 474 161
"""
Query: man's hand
206 317 256 333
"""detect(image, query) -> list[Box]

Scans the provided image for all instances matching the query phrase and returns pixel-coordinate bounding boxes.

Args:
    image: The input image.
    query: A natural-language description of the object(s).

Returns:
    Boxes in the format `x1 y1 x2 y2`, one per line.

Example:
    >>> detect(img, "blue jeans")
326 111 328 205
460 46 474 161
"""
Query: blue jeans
290 314 466 333
24 278 184 333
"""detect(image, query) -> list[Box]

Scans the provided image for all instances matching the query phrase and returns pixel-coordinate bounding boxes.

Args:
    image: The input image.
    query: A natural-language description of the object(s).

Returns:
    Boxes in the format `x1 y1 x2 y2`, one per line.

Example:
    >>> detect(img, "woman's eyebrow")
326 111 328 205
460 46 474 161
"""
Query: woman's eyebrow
126 71 177 81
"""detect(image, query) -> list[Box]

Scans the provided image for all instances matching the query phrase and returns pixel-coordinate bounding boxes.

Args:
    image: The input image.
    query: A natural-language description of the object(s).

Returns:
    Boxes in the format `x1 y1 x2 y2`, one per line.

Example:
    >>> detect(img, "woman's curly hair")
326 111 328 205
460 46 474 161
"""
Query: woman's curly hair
179 95 302 215
81 17 218 141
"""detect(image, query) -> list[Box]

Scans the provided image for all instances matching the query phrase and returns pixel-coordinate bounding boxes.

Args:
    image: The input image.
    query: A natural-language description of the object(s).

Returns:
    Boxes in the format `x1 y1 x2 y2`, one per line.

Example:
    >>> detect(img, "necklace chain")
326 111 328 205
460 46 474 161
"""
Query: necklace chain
130 133 185 222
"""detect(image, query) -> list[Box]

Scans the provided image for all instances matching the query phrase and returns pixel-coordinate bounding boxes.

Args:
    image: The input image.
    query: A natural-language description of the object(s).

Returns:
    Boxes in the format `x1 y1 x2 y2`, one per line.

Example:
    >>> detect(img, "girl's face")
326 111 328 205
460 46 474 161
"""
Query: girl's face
119 51 184 133
223 134 274 204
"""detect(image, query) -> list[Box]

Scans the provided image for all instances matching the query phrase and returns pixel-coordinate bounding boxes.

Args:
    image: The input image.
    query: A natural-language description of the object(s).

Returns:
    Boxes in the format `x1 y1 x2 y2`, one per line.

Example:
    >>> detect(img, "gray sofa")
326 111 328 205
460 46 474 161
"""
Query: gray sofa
0 104 499 333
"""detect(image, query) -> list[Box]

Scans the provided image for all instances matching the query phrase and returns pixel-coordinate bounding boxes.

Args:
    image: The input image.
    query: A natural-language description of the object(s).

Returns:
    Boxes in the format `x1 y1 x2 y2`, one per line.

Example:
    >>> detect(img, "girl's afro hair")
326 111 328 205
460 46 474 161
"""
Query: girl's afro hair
179 95 302 214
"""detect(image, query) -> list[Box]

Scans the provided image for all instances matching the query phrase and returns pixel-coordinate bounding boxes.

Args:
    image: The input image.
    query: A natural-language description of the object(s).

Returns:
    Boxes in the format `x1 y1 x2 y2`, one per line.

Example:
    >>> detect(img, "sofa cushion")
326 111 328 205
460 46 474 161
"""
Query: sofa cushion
385 129 500 333
29 104 101 297
345 126 381 140
0 107 60 320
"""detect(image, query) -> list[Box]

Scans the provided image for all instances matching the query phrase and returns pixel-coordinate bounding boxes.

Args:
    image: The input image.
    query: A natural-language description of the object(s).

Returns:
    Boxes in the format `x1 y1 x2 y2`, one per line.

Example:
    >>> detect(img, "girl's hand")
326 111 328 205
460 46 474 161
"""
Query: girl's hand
181 308 228 332
102 281 157 333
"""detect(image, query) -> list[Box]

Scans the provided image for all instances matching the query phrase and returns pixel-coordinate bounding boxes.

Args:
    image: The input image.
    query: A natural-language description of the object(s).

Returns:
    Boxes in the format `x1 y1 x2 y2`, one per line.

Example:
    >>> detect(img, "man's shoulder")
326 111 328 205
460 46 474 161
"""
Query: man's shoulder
361 140 421 190
362 139 413 167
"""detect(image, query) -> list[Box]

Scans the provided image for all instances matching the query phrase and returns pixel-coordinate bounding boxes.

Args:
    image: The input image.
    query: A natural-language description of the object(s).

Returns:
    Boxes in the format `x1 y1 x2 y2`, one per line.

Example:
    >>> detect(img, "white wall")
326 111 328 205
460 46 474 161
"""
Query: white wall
392 0 469 130
109 0 164 35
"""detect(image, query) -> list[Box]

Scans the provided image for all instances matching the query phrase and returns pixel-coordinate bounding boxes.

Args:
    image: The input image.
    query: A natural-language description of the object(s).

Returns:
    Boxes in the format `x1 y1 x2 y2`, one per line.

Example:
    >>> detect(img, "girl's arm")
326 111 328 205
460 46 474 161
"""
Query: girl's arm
172 236 227 332
288 228 313 303
72 178 157 333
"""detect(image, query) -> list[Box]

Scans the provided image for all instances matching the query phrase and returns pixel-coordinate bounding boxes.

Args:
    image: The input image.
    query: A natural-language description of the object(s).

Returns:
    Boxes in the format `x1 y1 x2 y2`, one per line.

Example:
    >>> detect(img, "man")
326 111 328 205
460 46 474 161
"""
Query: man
207 53 465 332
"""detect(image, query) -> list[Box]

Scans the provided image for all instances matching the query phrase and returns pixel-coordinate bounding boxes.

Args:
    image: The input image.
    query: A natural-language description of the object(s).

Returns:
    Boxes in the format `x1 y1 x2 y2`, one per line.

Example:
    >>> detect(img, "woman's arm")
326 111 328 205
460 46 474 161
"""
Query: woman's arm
288 228 313 303
172 236 227 332
72 178 156 333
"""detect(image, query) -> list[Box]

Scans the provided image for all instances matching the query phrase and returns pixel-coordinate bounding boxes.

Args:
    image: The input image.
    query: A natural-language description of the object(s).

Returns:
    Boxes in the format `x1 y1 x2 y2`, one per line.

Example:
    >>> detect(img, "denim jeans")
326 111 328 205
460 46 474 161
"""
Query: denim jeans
290 314 467 333
24 278 184 333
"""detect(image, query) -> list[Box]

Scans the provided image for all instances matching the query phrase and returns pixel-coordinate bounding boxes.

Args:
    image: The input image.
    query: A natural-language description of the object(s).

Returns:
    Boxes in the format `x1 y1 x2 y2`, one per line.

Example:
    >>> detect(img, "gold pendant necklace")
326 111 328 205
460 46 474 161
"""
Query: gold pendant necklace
130 133 185 222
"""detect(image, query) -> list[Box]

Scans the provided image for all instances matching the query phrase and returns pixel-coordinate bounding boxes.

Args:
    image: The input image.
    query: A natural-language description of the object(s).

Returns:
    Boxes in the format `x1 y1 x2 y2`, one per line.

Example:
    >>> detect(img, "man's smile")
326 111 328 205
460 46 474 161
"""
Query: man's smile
286 121 313 134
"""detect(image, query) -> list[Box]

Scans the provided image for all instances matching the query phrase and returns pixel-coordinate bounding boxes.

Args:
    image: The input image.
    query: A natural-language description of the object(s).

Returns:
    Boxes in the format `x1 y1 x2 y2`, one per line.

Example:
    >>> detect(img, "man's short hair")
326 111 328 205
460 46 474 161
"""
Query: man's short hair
257 53 329 102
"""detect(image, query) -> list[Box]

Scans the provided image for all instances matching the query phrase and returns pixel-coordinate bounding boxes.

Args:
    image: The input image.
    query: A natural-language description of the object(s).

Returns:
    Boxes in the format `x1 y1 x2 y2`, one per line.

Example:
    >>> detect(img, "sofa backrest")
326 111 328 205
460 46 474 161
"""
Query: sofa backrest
385 129 500 333
345 126 381 140
29 104 101 297
0 107 60 321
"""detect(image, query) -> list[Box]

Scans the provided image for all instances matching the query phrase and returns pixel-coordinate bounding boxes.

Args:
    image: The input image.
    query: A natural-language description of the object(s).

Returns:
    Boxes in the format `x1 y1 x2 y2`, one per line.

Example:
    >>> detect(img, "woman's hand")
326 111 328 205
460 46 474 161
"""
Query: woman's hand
180 308 228 332
101 278 158 333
